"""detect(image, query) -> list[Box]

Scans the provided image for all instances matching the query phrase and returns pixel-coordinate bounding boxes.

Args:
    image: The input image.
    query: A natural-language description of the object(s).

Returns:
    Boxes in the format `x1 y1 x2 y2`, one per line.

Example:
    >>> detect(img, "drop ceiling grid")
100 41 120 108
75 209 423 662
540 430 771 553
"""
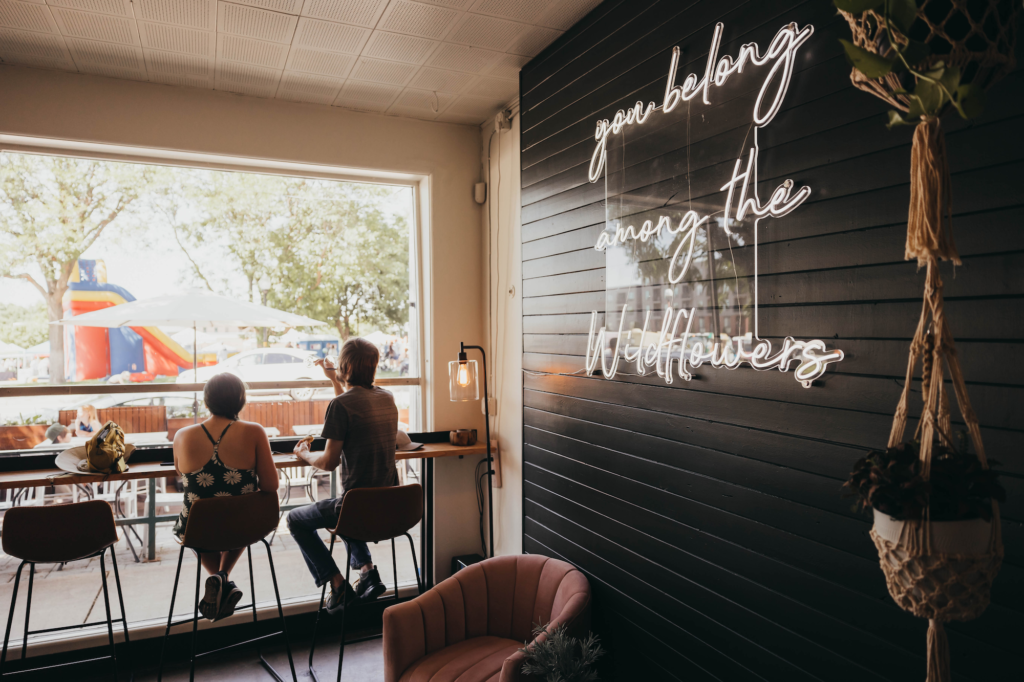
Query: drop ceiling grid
0 0 603 124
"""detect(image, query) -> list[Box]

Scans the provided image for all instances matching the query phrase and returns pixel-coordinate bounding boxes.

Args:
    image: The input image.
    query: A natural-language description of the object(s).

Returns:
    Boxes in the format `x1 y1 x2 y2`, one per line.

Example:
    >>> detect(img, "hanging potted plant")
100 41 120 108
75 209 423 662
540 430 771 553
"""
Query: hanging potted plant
834 2 1017 680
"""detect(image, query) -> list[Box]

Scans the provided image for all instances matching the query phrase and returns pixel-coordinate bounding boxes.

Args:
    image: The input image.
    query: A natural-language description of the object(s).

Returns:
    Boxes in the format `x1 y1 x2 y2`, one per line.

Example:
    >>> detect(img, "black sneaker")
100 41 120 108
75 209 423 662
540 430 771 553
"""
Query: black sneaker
217 581 243 621
353 566 386 602
324 580 356 615
199 572 224 621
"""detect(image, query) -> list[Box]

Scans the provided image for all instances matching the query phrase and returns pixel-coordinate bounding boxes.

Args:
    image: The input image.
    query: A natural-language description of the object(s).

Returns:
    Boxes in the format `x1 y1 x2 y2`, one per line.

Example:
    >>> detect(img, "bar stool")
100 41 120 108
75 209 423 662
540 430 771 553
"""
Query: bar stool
157 491 297 682
308 484 424 682
0 500 132 680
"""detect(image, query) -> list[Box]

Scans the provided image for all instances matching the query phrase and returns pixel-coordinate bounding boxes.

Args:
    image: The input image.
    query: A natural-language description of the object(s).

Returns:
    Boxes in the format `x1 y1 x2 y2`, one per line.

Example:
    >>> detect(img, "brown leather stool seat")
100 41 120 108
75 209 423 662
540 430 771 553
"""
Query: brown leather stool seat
156 491 297 682
383 555 592 682
1 500 133 680
308 483 424 682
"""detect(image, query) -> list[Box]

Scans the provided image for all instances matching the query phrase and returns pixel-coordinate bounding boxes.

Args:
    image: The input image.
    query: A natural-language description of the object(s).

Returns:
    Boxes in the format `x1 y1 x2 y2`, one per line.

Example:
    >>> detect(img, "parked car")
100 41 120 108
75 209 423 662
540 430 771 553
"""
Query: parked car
177 348 321 401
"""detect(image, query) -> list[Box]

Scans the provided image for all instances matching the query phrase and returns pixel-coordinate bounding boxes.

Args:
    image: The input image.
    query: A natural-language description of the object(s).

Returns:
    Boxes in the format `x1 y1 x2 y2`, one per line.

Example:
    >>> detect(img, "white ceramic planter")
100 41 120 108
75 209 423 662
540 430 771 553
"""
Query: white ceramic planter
872 508 993 555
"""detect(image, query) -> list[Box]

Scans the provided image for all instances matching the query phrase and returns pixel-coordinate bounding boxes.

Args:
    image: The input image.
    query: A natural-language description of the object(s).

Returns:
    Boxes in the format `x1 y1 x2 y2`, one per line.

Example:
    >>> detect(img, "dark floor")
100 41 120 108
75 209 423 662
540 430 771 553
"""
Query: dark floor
80 634 385 682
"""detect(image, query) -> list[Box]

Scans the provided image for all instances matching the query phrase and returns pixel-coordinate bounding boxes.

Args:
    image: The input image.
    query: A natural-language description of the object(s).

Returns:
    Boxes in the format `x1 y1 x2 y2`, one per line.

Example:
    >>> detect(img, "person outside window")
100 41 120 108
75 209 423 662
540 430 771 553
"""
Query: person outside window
288 338 398 612
33 423 71 448
172 373 280 620
73 405 103 437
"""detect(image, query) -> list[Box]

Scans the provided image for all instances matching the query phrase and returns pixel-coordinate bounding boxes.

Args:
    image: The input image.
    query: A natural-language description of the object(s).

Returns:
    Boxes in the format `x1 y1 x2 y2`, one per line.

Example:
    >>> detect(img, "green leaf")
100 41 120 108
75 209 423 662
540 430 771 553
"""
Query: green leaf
939 65 961 95
957 82 986 119
886 0 918 34
906 94 928 120
840 39 894 78
914 78 944 113
886 110 916 128
895 39 930 69
834 0 885 12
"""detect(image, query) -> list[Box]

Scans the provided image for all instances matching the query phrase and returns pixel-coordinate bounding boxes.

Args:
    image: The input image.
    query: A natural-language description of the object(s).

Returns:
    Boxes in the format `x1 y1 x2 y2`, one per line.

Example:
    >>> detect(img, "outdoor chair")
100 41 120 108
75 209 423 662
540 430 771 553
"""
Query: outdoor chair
1 500 133 680
156 491 297 682
308 484 424 682
383 555 592 682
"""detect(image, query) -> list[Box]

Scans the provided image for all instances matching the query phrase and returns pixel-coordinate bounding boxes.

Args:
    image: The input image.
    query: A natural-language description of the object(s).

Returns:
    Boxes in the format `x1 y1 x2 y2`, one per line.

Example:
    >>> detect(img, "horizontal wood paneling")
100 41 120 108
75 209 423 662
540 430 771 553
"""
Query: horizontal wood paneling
520 1 1023 679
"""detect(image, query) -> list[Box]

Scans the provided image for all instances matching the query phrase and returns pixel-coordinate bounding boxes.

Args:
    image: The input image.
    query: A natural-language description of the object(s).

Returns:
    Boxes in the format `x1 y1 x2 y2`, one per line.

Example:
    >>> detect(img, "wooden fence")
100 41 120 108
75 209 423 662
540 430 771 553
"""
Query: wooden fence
59 406 167 434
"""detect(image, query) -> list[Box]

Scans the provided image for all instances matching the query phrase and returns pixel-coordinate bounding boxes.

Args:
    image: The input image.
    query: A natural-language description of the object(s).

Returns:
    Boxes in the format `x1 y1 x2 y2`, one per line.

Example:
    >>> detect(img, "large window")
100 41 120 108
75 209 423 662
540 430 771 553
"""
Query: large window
0 150 425 644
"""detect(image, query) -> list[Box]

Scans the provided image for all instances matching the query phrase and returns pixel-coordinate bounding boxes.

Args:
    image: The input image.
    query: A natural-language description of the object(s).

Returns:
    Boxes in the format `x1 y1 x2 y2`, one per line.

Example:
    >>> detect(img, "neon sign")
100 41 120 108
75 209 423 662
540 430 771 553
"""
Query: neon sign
585 21 844 388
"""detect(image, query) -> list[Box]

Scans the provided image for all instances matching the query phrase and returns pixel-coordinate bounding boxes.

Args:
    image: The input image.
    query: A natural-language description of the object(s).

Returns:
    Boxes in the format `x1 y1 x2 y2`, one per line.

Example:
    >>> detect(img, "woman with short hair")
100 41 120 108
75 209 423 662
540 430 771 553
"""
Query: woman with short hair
172 372 279 620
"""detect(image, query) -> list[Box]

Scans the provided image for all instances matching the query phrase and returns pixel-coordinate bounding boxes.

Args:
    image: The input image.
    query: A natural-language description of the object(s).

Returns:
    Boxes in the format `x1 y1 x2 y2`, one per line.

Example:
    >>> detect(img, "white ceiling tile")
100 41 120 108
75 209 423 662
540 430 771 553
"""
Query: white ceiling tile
470 0 547 23
416 0 472 9
446 13 519 51
334 79 399 111
277 70 341 103
45 0 132 18
362 30 436 64
408 66 473 93
134 0 218 30
285 46 353 77
377 0 458 40
138 21 215 57
537 0 600 30
349 55 415 85
0 50 76 69
150 71 214 87
144 46 213 75
426 42 498 74
387 87 454 115
228 0 302 15
0 25 70 59
444 93 502 117
217 32 287 67
50 7 141 45
0 0 60 34
218 2 297 44
506 25 559 57
65 36 144 69
463 74 514 101
299 0 387 27
216 59 281 96
293 17 368 53
483 51 525 79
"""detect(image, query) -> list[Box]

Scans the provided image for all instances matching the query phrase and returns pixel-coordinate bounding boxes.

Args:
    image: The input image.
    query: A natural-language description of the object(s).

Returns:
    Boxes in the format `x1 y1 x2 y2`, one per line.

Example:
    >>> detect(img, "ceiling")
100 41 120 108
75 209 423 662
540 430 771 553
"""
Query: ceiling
0 0 601 125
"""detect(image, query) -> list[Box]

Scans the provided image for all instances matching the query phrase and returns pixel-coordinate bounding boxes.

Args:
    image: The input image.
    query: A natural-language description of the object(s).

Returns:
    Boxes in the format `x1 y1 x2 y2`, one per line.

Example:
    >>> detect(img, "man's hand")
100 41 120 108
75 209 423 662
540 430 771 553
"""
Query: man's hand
293 438 311 462
315 357 337 380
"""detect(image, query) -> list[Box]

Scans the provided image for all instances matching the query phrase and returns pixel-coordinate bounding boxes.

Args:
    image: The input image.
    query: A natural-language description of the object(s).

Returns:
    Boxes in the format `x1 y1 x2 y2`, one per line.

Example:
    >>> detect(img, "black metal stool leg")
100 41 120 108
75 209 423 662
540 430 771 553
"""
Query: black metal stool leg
157 546 185 682
307 534 335 682
20 563 33 661
262 540 297 682
109 546 134 682
189 551 202 682
336 562 351 682
247 545 258 623
391 538 399 606
1 561 26 674
405 533 423 594
98 550 119 681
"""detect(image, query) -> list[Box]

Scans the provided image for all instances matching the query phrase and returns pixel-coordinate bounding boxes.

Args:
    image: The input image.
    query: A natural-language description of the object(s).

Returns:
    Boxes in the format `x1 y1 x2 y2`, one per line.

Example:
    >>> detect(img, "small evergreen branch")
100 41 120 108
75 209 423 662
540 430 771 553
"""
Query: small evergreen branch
518 622 605 682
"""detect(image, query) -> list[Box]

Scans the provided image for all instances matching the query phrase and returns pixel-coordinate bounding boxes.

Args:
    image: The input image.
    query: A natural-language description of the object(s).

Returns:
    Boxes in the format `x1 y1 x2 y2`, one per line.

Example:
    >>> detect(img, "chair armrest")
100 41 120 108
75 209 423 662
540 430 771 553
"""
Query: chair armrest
500 649 527 682
383 600 426 682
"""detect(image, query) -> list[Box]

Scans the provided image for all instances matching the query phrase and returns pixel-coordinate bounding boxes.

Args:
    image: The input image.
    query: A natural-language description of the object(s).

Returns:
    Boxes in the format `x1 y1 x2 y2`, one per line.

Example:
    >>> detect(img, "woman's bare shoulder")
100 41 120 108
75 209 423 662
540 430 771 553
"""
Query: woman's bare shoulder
234 420 269 436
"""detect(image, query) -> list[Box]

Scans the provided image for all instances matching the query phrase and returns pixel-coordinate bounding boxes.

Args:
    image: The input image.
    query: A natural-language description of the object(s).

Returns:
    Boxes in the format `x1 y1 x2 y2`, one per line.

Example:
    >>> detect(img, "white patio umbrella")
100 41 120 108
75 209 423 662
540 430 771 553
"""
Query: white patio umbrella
55 289 326 421
55 288 326 374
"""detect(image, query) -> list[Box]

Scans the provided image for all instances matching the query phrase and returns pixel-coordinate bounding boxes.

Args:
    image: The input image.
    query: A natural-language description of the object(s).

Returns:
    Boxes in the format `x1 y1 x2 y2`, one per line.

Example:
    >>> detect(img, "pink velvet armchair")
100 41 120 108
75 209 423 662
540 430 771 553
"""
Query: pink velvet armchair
383 554 592 682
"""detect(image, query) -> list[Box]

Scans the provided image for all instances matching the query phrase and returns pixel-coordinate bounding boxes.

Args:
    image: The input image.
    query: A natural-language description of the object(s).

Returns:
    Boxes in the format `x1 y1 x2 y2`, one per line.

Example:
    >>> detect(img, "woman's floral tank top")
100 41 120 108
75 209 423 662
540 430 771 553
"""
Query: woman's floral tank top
172 422 259 539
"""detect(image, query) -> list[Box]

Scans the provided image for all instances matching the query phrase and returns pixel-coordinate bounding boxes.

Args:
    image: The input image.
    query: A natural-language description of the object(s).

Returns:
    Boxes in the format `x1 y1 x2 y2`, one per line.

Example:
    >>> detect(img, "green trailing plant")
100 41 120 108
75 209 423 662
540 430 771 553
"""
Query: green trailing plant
1 413 48 426
843 439 1005 521
834 0 1004 126
518 622 605 682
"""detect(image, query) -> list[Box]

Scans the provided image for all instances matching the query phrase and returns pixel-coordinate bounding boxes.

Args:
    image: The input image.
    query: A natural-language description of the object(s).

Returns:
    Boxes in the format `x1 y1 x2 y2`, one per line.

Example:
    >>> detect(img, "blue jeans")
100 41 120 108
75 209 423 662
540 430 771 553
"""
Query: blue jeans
286 499 372 588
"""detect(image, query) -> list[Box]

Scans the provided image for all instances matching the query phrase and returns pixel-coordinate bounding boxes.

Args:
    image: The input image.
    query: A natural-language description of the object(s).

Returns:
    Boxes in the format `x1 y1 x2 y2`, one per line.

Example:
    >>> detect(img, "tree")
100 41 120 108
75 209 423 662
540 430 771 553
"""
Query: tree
0 302 48 349
0 154 163 383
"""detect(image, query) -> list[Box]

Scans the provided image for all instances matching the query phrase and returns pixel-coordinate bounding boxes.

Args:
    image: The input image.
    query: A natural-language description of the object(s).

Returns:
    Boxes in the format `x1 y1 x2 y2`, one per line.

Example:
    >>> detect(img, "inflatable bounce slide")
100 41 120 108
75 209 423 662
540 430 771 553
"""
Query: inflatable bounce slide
63 259 194 381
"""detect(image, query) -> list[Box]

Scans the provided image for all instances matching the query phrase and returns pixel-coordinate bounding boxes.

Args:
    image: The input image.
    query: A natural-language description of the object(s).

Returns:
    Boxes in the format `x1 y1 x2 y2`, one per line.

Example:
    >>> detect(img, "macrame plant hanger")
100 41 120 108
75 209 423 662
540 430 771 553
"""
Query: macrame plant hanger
836 2 1018 680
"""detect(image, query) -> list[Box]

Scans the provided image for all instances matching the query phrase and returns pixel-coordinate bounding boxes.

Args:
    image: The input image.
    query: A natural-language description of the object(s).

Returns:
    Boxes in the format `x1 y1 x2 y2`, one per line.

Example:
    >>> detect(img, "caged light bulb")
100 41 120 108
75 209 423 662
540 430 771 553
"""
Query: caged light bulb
457 362 471 387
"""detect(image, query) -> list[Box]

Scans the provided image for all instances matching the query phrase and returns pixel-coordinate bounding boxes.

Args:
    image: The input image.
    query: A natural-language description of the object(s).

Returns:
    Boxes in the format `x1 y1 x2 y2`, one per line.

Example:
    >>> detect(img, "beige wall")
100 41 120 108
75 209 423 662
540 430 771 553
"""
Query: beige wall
481 109 523 557
0 65 488 580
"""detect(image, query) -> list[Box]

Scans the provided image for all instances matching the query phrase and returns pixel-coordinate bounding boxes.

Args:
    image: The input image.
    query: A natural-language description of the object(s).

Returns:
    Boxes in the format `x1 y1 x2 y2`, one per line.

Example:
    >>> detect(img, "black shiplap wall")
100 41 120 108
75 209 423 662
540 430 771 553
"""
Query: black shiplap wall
518 1 1023 680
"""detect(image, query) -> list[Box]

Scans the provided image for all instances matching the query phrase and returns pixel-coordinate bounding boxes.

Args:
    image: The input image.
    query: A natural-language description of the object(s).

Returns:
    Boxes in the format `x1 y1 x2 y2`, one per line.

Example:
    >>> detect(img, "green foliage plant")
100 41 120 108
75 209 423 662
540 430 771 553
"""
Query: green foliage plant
518 622 605 682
